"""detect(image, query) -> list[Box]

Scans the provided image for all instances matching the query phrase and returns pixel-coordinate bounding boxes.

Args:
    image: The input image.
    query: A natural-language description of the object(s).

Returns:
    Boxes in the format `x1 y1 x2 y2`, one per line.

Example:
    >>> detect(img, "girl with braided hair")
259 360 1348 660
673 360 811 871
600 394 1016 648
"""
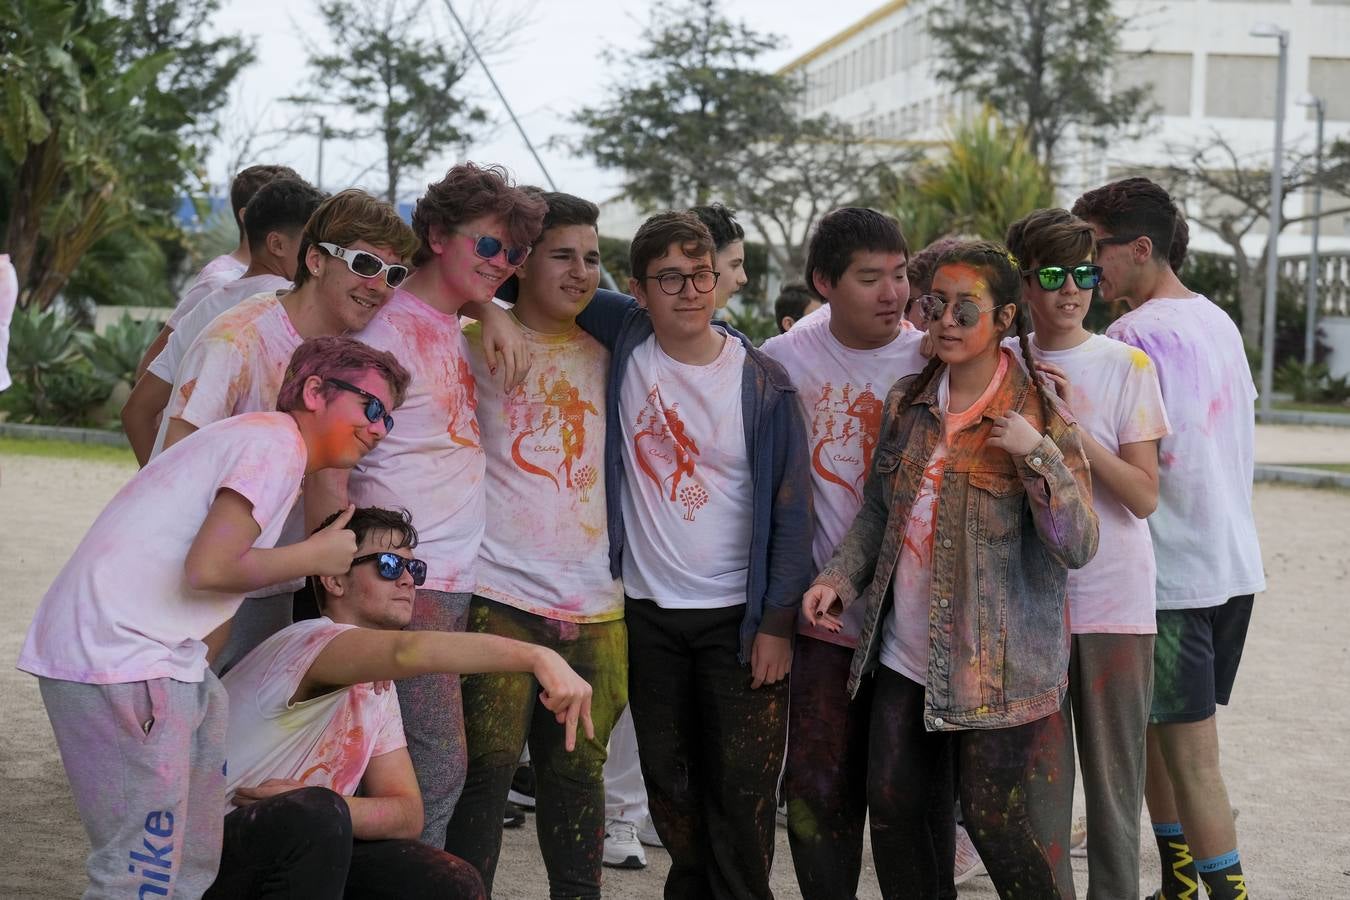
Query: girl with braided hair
804 240 1099 899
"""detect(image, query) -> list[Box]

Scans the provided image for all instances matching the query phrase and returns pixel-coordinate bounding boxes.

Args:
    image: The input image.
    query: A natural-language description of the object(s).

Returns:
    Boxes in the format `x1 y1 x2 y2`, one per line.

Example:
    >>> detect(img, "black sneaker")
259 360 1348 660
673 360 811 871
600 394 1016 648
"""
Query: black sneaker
508 763 536 810
503 801 526 829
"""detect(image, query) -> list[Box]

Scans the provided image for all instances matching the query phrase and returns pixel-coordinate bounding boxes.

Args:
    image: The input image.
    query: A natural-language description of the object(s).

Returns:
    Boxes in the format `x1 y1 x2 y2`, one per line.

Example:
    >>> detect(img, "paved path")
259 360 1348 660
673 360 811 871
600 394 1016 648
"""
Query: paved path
1 451 1346 898
1255 424 1350 466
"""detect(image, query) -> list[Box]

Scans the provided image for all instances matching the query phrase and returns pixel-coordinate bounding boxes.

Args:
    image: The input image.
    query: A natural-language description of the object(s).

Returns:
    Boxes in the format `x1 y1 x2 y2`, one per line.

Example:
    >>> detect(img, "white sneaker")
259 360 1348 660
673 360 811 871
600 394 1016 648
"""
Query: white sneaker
953 823 986 885
1069 815 1089 858
635 814 663 848
603 818 647 869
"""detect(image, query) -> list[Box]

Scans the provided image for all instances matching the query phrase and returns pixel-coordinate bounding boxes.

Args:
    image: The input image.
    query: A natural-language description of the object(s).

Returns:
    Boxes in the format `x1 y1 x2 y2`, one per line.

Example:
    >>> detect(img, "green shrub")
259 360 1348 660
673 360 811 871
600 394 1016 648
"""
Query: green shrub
81 313 162 388
1276 360 1330 402
1274 359 1350 406
0 357 112 425
0 307 114 425
721 303 778 346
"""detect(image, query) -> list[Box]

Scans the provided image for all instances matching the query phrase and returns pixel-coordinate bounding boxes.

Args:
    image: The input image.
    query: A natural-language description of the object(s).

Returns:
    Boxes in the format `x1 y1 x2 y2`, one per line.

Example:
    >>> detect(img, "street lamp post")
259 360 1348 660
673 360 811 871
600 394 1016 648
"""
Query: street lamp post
1251 23 1288 419
316 115 325 192
1296 94 1326 368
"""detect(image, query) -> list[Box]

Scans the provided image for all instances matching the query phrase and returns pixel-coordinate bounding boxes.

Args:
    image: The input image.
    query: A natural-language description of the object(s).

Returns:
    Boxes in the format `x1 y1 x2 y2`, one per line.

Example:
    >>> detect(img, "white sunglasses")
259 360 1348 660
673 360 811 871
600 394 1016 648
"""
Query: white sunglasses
318 242 410 287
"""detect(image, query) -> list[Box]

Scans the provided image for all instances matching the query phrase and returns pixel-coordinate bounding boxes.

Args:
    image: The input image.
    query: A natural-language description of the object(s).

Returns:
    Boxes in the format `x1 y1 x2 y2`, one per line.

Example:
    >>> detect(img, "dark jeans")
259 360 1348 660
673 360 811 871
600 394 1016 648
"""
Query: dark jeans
786 638 959 900
445 597 628 899
868 668 1071 900
626 596 788 900
205 786 485 899
784 636 874 900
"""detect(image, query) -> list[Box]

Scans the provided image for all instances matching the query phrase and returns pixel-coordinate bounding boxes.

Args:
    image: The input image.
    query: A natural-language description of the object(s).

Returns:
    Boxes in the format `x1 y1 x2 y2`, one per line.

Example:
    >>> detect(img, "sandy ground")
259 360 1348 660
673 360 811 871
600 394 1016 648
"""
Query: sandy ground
1 447 1348 899
1254 423 1350 466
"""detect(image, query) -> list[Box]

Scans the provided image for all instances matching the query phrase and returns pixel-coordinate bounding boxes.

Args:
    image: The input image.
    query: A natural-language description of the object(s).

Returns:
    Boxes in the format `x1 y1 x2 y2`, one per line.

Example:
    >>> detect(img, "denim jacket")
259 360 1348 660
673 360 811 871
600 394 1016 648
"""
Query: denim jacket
814 356 1098 730
577 289 815 663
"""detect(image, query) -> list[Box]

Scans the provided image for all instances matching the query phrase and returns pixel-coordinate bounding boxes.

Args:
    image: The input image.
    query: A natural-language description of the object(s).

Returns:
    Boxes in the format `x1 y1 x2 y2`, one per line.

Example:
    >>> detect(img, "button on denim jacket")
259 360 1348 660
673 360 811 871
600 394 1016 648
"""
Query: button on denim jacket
814 357 1099 731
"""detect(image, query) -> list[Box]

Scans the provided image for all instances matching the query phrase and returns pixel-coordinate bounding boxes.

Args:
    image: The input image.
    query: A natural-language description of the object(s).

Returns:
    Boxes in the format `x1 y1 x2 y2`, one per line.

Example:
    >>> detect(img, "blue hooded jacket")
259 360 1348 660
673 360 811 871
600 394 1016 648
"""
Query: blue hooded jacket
577 289 814 663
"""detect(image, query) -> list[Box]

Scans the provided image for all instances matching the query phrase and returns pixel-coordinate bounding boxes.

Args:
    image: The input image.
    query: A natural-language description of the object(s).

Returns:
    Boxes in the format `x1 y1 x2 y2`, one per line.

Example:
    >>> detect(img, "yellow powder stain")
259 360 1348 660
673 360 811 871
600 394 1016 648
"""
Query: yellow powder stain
1130 348 1151 370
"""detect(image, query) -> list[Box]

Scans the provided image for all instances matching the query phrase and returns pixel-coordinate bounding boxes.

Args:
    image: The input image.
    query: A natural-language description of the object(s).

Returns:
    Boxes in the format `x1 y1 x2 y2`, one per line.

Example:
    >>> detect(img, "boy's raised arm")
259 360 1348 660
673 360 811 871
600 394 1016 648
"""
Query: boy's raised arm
301 629 595 751
185 493 356 593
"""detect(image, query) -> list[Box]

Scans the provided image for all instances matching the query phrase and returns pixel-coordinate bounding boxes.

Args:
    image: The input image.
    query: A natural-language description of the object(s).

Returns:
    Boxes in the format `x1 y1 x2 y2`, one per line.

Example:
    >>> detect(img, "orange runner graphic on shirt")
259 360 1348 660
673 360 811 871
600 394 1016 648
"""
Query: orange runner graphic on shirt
447 356 482 448
902 454 946 563
631 384 708 521
809 381 883 503
505 370 599 496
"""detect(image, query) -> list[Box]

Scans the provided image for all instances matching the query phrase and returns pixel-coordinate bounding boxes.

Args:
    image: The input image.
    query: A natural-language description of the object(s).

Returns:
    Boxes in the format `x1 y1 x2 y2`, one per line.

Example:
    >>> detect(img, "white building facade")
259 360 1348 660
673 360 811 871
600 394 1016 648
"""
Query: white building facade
781 0 1350 256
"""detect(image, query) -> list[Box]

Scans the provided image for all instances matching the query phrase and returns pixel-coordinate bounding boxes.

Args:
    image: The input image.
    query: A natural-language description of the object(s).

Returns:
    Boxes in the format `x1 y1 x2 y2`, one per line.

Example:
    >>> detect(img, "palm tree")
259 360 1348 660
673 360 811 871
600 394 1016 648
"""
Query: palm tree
890 108 1054 248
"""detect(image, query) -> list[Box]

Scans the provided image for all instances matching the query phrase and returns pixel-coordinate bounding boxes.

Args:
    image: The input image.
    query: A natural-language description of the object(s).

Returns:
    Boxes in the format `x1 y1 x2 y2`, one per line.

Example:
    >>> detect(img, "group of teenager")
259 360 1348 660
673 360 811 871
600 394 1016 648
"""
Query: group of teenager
17 159 1263 900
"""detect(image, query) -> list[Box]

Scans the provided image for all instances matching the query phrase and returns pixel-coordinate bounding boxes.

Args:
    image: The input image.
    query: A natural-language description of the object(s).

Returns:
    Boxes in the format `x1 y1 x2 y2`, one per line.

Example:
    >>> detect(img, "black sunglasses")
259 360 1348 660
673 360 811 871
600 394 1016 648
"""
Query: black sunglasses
1095 233 1145 250
325 378 394 432
455 230 531 267
352 551 427 586
1027 264 1103 291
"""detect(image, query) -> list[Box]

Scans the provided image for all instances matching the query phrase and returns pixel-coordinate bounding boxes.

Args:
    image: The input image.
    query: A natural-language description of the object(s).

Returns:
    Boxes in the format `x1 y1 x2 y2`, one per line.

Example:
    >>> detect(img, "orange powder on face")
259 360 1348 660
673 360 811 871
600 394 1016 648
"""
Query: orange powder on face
933 263 991 300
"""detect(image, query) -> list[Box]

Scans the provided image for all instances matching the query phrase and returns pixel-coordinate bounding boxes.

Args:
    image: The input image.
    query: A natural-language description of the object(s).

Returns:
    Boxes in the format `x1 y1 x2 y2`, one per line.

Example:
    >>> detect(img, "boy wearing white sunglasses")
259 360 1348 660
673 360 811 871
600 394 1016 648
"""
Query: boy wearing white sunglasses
149 189 417 674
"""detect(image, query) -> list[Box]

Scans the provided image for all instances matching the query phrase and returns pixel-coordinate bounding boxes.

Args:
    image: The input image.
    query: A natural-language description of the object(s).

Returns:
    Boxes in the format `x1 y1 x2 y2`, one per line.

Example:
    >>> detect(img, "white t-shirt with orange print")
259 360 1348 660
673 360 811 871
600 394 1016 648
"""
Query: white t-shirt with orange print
761 314 926 647
348 288 486 594
155 291 302 459
154 291 308 596
881 351 1011 683
221 617 406 814
619 334 752 609
465 319 622 623
148 273 292 386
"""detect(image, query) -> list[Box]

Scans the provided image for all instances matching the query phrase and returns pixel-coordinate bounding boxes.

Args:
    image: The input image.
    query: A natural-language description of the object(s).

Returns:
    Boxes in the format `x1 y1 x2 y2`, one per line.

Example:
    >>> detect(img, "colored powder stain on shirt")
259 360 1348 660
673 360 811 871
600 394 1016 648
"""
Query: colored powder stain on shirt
1130 348 1151 370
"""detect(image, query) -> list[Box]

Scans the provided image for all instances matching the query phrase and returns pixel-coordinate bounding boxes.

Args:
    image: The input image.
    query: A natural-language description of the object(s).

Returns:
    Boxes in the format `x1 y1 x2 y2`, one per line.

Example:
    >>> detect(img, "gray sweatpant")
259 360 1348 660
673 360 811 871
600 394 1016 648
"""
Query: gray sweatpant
40 673 229 899
396 589 471 847
1031 632 1155 900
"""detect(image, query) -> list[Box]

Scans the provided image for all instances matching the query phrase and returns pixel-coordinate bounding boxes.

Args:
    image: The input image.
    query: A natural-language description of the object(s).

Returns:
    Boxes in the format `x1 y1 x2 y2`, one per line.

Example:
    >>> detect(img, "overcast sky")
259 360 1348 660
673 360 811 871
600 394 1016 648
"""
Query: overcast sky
206 0 882 205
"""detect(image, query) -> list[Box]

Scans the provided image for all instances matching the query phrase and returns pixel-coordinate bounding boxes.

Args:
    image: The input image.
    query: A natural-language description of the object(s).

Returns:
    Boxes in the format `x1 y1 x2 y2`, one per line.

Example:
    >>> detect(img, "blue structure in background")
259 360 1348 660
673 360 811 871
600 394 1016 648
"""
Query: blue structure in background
175 196 416 229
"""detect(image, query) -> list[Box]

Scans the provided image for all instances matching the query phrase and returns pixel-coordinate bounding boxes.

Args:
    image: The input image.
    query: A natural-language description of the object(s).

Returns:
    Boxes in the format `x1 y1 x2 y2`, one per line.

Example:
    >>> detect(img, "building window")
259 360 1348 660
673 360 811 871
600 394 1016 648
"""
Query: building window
1116 52 1193 117
1204 55 1278 119
1309 58 1350 121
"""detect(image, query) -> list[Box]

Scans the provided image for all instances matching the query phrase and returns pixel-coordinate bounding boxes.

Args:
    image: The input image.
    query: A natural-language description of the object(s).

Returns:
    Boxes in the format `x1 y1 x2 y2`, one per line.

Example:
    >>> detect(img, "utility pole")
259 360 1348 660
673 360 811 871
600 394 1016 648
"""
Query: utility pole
1296 95 1326 367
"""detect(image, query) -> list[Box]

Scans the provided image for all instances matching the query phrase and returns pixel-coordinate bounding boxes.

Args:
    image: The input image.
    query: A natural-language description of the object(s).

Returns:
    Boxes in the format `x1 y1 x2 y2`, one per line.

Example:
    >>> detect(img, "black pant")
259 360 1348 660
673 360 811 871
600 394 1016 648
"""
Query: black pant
784 636 873 900
626 597 788 900
204 786 485 899
784 638 960 900
868 668 1070 900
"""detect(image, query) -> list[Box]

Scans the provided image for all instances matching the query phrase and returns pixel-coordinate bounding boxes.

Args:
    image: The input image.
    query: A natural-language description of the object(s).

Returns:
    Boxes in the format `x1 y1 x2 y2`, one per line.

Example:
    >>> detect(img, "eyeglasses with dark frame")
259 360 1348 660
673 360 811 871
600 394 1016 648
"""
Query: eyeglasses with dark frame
918 294 999 328
453 230 531 267
317 242 410 288
644 270 720 296
1095 233 1145 250
351 551 427 586
324 378 394 433
1025 264 1103 292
